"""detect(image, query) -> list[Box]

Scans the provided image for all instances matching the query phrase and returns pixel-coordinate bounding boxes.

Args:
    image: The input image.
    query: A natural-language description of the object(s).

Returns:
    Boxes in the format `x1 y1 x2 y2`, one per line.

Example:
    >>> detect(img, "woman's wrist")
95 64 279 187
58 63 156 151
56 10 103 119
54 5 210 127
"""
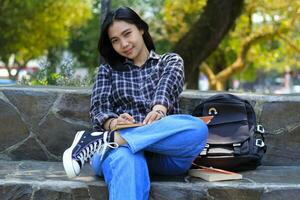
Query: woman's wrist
153 109 166 117
152 104 167 113
107 118 116 131
152 104 167 117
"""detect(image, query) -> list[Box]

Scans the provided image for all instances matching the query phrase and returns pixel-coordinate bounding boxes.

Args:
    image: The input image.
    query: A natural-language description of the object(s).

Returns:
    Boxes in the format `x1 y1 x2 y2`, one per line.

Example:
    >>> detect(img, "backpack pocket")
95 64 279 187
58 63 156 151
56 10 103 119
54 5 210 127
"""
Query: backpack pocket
203 102 250 144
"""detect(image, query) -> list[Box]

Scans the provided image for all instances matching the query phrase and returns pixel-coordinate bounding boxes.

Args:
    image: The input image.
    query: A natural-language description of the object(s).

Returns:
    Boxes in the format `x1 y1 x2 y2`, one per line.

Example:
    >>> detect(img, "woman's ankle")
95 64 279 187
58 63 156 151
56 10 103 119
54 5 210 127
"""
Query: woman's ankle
114 131 127 145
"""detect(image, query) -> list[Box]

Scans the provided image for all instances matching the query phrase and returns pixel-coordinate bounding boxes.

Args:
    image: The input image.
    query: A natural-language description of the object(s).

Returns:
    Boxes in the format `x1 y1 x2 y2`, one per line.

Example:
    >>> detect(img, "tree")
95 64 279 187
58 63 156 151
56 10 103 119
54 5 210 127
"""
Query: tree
171 0 245 89
202 0 300 90
0 0 92 81
68 0 103 72
161 0 300 90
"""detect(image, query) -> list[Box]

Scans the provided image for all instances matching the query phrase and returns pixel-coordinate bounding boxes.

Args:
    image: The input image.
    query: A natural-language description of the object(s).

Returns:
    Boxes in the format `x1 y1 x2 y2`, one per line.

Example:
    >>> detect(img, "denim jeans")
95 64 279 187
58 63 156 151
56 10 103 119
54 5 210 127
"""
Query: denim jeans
90 114 208 200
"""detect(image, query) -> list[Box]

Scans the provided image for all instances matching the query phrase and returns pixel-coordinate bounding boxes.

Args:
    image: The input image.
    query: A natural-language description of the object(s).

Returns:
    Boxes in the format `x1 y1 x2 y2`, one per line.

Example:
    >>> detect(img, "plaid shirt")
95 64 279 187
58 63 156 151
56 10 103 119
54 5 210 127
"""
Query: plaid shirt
90 51 184 130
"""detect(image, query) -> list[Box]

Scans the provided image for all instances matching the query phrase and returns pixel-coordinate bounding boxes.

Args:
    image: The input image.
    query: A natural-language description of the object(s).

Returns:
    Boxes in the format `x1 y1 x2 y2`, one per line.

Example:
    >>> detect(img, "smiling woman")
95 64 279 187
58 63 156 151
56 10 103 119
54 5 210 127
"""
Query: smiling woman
62 7 209 200
108 21 148 66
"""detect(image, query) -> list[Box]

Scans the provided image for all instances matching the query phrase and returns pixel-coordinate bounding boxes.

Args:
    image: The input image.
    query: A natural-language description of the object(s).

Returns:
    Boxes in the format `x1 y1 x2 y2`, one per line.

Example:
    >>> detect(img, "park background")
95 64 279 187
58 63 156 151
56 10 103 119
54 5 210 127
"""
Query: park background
1 0 300 94
1 2 300 199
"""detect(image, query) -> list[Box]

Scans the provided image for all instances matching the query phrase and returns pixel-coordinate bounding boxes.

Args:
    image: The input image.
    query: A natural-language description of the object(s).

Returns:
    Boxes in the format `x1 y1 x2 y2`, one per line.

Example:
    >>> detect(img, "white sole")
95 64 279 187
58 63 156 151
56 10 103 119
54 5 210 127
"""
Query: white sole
63 131 85 178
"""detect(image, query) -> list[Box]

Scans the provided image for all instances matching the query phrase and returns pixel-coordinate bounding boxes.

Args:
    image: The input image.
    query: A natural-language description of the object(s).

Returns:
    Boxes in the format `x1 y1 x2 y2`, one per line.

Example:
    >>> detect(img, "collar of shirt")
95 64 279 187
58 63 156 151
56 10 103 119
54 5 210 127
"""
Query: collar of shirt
123 50 161 66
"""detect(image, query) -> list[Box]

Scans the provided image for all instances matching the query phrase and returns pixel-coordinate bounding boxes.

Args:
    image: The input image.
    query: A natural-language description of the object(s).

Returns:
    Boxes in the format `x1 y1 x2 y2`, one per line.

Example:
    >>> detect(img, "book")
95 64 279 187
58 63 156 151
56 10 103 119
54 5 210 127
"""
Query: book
113 123 144 130
113 116 214 130
188 166 243 182
112 116 213 131
197 116 214 124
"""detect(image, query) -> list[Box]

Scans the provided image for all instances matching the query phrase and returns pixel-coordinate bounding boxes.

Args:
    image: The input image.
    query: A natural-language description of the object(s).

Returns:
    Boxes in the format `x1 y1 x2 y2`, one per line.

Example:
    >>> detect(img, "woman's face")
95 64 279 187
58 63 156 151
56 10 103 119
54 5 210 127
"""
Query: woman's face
108 20 148 63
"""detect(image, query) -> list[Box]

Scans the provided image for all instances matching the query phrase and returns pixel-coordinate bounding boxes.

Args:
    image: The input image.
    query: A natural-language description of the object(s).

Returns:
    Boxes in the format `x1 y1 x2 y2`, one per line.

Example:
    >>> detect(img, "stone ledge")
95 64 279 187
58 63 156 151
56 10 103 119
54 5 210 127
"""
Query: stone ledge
0 86 300 165
0 160 300 200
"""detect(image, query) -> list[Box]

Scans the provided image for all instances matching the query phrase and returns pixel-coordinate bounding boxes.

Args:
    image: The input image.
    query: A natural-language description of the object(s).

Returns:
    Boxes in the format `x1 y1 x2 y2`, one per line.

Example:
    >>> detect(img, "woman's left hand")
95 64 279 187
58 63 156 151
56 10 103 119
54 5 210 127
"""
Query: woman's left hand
143 111 162 125
143 104 167 124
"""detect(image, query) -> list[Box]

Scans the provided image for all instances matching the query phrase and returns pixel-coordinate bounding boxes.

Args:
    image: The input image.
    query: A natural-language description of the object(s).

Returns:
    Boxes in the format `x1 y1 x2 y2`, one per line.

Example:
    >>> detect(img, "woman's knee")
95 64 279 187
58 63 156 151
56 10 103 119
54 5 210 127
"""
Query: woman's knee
179 115 209 152
167 114 208 132
175 115 208 140
192 117 209 140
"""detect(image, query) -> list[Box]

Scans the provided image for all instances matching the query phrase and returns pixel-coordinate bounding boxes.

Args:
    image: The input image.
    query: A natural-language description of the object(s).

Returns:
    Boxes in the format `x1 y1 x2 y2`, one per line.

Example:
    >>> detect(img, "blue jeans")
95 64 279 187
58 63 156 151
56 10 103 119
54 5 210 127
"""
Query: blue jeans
90 114 208 200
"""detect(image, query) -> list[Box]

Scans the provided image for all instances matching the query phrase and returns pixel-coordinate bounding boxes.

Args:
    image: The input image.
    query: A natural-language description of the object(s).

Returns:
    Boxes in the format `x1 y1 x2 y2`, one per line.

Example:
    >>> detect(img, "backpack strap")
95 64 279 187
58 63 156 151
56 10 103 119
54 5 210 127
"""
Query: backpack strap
254 124 266 148
200 144 210 156
233 143 242 155
256 124 265 134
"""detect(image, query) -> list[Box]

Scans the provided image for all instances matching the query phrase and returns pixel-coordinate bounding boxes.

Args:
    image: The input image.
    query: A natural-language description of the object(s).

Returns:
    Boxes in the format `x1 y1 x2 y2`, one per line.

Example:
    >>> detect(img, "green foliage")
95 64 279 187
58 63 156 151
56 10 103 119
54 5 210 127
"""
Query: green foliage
4 0 300 88
237 63 257 82
69 12 101 70
161 0 206 42
203 0 300 84
0 0 93 76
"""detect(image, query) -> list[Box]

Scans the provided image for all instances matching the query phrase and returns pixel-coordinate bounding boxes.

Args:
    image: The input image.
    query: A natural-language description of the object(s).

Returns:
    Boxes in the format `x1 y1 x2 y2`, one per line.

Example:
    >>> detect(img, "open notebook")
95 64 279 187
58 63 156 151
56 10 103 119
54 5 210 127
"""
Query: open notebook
113 116 213 131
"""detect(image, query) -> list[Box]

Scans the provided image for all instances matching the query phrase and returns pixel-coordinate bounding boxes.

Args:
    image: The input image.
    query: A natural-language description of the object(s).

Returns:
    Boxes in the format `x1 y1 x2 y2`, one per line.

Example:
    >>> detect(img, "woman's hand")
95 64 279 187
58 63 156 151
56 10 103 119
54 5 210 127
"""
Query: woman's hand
143 105 167 125
108 113 135 130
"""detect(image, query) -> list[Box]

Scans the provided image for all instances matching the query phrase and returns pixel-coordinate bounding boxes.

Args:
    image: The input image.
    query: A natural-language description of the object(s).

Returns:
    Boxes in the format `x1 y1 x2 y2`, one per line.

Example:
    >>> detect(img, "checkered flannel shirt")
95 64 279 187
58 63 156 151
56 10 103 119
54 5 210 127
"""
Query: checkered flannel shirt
90 50 184 130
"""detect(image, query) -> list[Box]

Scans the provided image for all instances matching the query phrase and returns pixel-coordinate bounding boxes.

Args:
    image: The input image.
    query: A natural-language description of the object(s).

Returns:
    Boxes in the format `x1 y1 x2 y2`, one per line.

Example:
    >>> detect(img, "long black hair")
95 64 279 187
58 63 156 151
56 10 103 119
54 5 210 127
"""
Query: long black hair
98 7 155 69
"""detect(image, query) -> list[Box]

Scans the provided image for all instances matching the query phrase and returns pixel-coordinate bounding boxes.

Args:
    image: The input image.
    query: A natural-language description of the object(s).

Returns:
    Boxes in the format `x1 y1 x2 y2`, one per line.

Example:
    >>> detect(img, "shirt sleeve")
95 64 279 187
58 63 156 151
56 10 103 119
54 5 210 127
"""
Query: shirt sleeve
90 64 118 130
151 53 184 112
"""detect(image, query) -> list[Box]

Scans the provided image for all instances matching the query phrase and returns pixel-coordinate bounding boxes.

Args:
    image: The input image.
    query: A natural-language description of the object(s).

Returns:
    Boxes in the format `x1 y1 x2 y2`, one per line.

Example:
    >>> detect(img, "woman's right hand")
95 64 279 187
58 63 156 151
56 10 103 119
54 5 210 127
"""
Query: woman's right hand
108 113 135 130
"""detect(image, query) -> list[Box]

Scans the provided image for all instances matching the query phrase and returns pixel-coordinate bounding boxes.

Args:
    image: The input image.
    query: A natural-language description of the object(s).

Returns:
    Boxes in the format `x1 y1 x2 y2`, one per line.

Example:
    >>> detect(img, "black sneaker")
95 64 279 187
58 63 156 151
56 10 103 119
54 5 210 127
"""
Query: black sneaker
63 130 118 178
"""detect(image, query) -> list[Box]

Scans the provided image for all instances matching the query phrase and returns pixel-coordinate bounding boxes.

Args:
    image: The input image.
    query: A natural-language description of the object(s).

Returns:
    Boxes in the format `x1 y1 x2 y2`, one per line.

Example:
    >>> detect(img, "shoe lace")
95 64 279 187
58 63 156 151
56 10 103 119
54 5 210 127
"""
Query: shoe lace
77 131 118 166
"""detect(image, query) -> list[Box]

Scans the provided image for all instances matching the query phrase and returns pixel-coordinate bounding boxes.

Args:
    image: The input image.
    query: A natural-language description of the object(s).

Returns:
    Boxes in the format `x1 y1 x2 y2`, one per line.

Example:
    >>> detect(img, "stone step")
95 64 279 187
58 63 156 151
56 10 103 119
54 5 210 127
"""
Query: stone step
0 160 300 200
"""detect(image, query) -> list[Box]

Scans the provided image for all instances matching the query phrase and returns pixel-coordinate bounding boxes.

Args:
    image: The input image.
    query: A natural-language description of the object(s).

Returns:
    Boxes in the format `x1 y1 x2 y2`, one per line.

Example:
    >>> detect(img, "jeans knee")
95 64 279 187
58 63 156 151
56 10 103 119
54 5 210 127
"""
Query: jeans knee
194 118 209 141
185 116 209 153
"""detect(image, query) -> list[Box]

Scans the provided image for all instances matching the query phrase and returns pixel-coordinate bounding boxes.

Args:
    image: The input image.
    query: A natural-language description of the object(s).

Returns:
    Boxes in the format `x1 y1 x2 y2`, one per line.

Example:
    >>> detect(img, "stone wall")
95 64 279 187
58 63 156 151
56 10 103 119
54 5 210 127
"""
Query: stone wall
0 86 300 165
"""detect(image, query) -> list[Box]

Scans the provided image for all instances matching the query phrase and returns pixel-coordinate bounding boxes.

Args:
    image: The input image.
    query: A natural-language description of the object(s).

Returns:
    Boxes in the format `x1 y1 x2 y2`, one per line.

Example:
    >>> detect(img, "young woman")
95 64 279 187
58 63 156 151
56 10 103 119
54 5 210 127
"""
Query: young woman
63 7 208 200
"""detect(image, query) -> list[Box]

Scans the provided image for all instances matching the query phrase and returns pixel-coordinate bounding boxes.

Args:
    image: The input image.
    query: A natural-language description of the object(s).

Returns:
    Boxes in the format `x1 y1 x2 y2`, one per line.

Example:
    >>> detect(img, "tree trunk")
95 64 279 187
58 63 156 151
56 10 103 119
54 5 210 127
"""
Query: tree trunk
100 0 111 25
99 0 111 64
202 30 281 90
47 47 61 85
173 0 244 89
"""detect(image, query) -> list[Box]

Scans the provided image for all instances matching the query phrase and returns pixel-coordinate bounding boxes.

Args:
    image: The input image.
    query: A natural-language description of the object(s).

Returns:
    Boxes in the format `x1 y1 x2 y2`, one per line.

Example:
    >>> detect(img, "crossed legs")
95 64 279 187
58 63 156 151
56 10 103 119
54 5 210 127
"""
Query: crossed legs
91 114 208 200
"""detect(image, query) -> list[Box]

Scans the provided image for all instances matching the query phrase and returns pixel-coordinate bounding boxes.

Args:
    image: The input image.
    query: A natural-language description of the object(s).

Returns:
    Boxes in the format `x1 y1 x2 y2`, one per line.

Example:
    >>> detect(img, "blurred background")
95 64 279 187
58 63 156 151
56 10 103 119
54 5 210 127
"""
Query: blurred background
0 0 300 94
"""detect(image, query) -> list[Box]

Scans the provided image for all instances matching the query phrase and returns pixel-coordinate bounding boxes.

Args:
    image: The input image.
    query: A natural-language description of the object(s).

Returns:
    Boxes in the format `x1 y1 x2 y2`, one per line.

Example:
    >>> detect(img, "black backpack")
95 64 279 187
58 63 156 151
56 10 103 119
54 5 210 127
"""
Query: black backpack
192 93 267 171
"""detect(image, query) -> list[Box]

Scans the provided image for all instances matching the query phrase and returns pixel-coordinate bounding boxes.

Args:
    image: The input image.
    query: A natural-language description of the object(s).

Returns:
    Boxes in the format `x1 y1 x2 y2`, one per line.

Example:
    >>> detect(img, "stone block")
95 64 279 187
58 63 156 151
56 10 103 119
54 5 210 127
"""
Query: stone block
37 112 88 158
32 189 72 200
3 89 57 126
0 98 29 151
261 101 300 165
88 184 109 200
9 137 48 161
261 101 300 132
55 92 91 122
0 184 32 200
207 188 263 200
150 183 208 200
261 188 300 200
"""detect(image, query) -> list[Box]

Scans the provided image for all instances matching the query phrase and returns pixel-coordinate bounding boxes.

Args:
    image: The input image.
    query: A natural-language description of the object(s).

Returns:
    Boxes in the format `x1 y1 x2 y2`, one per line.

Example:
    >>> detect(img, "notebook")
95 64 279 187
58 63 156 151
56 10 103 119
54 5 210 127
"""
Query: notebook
112 116 213 130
